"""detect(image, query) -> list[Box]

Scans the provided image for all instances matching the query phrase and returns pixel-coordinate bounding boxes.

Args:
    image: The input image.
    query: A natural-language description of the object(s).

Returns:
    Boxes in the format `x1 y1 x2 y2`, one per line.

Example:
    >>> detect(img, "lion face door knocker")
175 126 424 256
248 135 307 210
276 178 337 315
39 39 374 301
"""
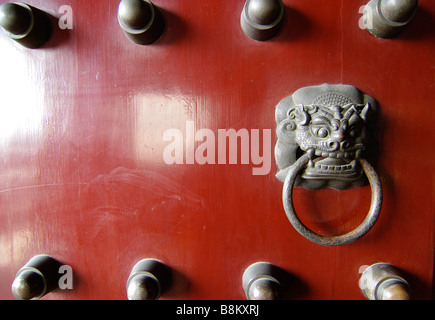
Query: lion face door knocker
275 84 382 246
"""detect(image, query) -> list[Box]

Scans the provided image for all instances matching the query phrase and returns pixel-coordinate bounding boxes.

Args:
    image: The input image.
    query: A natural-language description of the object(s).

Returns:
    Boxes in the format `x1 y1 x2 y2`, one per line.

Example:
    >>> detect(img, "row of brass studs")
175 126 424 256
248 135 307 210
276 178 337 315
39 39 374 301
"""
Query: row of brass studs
0 0 418 48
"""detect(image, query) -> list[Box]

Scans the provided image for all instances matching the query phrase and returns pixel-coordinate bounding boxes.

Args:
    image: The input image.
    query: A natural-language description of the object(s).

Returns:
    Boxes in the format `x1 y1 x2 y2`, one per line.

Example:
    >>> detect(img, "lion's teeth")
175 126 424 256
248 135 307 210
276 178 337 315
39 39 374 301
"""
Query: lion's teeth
307 148 315 160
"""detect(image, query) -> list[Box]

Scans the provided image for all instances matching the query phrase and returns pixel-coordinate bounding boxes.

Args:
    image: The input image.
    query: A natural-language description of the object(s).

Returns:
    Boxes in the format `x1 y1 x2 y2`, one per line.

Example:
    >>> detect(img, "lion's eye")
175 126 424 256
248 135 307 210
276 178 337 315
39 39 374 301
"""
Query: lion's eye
311 127 329 138
348 126 361 138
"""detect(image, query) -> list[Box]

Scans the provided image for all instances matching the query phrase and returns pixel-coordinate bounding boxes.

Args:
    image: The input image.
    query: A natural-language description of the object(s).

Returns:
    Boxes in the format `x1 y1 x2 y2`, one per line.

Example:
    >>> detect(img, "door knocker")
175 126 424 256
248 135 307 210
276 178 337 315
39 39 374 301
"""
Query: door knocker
275 84 382 246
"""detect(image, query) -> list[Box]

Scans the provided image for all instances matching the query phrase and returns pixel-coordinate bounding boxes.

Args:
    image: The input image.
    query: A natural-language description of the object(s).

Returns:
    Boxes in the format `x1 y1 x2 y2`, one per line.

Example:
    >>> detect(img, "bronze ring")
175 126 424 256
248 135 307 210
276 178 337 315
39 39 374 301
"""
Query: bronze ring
282 154 383 246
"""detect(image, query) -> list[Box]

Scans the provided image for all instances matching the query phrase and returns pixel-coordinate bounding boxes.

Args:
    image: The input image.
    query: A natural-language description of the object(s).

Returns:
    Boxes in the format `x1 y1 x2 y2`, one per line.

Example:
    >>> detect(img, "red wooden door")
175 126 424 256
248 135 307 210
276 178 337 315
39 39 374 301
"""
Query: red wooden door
0 0 433 300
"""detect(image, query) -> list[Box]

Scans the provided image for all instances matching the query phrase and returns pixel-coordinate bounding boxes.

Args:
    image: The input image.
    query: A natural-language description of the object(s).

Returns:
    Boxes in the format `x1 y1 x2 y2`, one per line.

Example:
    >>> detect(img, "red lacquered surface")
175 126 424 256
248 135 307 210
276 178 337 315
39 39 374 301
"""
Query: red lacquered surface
0 0 434 300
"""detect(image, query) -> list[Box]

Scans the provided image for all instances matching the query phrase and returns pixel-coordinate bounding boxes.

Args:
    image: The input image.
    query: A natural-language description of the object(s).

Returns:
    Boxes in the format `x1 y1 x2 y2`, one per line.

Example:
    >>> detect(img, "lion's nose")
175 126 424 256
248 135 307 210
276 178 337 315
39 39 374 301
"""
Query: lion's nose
341 141 350 150
327 141 340 151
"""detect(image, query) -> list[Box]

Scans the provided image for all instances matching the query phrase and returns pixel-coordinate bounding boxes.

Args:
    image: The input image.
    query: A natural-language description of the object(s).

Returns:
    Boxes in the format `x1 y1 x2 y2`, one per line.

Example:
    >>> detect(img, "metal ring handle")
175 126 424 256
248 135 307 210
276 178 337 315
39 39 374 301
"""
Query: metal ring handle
282 154 382 246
